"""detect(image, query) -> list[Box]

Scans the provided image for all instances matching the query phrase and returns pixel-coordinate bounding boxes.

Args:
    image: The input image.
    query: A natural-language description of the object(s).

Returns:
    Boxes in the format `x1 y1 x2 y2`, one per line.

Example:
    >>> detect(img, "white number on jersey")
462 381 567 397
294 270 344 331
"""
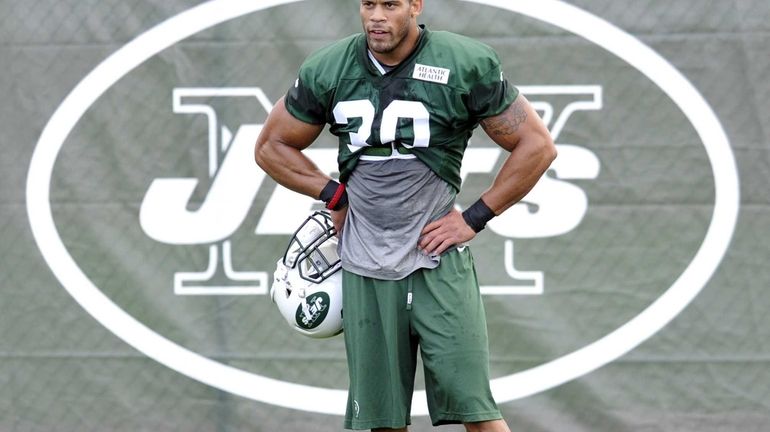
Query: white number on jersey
332 99 430 158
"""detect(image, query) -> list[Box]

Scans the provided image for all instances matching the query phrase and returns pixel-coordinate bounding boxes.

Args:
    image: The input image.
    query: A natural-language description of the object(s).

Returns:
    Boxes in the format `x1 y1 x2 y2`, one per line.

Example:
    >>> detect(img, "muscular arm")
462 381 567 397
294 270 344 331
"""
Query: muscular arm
255 97 348 233
254 97 328 198
478 93 557 214
419 94 556 255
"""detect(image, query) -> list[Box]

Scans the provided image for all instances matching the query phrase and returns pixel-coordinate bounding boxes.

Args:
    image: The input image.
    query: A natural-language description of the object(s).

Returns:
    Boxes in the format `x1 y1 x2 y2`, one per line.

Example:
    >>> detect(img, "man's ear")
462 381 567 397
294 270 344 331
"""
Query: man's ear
410 0 424 18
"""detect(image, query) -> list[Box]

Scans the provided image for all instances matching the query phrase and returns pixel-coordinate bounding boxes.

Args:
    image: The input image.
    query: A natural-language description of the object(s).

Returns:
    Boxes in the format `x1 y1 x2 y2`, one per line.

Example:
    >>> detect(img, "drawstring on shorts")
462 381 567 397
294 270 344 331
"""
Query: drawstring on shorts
406 277 413 311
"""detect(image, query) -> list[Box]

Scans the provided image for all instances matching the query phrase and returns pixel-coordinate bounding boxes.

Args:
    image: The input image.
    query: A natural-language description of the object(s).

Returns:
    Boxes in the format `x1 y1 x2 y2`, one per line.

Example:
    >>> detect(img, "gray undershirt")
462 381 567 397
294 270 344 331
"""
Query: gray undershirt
339 158 456 280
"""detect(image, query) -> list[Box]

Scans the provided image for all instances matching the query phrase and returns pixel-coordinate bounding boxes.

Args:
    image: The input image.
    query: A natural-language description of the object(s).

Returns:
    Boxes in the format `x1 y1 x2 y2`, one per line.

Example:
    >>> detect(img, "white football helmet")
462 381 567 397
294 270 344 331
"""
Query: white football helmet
270 211 343 338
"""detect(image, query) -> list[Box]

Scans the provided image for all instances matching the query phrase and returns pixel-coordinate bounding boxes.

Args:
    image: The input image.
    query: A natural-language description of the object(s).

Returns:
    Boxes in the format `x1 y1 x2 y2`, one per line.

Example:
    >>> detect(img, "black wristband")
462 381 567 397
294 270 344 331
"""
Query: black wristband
462 198 495 233
319 180 348 211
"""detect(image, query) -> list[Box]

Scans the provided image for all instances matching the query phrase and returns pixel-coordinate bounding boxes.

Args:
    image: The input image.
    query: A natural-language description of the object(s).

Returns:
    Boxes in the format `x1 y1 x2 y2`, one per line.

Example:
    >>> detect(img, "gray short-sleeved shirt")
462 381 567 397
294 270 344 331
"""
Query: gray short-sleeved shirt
339 158 455 280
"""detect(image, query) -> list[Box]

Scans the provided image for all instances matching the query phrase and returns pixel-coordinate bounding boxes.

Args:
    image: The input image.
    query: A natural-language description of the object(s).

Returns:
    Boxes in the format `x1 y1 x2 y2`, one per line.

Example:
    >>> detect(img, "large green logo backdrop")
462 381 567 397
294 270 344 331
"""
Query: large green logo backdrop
3 0 768 431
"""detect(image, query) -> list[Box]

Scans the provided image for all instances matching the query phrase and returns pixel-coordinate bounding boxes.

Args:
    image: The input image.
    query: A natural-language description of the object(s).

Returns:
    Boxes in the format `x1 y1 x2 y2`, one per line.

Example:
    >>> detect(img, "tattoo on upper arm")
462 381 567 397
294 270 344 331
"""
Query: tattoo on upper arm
481 97 528 137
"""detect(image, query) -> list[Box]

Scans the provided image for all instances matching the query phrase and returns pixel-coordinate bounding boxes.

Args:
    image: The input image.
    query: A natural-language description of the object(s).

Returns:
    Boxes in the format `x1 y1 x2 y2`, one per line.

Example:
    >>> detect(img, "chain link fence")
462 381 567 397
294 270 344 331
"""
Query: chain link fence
2 0 769 430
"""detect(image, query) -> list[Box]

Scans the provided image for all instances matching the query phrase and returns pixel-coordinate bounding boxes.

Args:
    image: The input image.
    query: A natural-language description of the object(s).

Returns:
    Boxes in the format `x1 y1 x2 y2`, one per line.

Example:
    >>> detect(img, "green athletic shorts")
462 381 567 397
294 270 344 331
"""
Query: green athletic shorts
341 246 502 430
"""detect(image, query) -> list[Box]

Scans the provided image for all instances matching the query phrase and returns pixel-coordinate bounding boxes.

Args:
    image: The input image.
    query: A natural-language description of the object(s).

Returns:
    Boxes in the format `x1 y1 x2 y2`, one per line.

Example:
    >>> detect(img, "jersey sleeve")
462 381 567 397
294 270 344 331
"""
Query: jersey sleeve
284 64 328 125
465 57 519 120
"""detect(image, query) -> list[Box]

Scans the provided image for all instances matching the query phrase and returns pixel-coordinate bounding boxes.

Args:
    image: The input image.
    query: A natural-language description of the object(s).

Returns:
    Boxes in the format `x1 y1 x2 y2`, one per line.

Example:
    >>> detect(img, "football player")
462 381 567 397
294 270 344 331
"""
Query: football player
255 0 556 430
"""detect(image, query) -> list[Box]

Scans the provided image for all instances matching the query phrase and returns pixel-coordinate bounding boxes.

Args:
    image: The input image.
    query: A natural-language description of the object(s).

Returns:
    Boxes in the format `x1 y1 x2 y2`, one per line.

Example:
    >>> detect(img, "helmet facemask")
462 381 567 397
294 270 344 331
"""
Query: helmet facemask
282 211 341 284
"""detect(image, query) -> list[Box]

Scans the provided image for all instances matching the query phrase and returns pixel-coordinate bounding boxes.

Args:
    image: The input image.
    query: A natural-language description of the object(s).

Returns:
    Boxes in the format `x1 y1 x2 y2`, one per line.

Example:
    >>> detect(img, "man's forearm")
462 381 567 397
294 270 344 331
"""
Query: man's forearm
480 133 557 215
255 139 329 199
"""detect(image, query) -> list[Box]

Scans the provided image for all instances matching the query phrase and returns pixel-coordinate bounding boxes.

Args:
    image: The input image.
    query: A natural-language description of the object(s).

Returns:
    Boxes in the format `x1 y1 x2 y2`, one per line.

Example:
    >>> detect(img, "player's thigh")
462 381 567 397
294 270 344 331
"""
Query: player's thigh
412 248 497 417
342 271 418 427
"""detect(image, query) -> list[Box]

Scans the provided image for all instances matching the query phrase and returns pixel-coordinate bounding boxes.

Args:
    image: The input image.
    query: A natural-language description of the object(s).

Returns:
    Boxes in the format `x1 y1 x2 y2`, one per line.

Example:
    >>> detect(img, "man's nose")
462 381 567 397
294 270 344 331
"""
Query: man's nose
369 5 386 22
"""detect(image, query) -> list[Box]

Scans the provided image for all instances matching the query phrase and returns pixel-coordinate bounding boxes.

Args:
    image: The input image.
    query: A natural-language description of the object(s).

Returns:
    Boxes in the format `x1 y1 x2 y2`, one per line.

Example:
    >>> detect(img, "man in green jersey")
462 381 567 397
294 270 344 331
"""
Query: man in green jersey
255 0 556 430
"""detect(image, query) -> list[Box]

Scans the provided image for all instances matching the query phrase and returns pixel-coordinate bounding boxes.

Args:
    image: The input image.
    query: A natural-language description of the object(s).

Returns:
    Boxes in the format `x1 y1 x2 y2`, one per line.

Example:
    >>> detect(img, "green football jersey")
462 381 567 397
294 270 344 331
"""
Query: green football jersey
285 25 518 191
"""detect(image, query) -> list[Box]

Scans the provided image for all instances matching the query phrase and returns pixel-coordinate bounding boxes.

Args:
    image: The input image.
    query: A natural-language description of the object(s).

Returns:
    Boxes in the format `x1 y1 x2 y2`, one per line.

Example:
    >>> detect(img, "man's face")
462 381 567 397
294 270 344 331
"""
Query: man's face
360 0 419 60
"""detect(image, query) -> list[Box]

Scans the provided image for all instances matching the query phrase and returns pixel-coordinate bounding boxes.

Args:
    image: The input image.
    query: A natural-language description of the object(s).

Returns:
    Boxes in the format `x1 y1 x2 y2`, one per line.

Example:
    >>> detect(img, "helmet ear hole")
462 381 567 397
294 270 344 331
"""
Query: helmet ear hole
270 211 343 339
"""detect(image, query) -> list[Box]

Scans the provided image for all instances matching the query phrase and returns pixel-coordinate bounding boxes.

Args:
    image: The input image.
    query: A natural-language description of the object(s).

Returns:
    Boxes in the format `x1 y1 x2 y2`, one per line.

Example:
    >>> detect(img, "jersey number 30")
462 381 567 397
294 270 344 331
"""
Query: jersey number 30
333 100 430 152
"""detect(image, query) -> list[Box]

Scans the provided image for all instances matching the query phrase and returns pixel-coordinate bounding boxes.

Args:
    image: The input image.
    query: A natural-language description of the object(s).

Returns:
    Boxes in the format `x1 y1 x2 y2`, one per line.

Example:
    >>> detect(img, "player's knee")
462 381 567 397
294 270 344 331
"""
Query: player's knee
463 419 511 432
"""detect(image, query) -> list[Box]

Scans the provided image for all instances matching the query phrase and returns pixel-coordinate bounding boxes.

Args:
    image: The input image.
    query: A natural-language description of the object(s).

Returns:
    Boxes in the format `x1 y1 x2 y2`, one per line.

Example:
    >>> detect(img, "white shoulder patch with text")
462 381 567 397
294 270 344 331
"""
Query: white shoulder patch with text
412 63 450 85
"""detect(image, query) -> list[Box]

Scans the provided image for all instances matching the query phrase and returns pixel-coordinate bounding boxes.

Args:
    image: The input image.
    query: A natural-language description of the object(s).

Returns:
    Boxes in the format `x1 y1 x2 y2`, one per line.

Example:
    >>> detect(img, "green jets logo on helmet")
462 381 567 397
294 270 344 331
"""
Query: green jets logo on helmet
295 292 331 330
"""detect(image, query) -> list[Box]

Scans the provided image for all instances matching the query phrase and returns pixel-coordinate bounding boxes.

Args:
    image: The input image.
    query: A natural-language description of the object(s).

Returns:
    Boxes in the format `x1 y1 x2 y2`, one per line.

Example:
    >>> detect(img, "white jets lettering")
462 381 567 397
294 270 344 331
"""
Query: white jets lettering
139 86 602 294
